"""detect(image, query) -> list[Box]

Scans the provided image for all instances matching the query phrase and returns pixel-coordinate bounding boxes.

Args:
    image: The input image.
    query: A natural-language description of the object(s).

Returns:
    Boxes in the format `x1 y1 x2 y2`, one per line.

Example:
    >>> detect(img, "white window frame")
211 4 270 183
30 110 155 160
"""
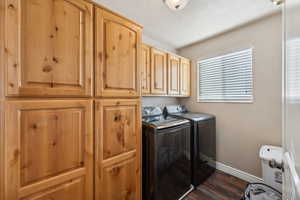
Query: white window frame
196 48 254 103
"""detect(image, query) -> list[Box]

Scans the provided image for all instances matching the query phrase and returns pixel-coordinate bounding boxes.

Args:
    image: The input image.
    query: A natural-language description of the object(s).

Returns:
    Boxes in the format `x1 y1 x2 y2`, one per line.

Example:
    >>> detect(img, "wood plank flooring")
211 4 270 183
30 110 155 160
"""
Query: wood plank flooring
185 170 248 200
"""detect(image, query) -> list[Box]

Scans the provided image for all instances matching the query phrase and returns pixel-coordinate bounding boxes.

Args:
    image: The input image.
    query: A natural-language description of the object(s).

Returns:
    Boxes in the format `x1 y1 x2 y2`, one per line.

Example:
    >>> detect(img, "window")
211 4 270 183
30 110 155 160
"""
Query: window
197 48 253 102
286 38 300 103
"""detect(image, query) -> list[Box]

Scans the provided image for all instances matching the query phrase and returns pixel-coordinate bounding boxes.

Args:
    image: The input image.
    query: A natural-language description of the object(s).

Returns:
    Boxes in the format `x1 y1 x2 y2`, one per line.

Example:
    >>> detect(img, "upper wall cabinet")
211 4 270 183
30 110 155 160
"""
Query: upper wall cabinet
4 0 93 97
142 44 191 97
95 8 142 98
180 58 191 96
168 54 180 95
141 44 151 95
151 48 168 95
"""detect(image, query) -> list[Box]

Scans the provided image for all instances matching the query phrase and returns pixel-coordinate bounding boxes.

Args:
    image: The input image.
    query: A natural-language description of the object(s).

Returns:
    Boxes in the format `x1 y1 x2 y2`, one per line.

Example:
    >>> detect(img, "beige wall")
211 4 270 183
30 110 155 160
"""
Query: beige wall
178 13 282 177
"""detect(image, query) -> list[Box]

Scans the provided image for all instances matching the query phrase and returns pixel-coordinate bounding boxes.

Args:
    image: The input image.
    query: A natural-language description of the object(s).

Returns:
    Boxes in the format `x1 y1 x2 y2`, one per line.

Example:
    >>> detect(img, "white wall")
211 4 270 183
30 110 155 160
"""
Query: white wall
178 13 282 177
142 97 179 108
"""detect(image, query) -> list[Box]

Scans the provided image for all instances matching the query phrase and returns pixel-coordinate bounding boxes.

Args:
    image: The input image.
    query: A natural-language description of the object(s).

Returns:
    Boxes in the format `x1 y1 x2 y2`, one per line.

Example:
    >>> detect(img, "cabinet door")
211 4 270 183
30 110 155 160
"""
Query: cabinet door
141 44 151 94
180 58 191 96
95 99 141 200
4 100 93 200
151 48 167 95
95 8 142 97
0 101 4 200
168 54 180 95
5 0 93 97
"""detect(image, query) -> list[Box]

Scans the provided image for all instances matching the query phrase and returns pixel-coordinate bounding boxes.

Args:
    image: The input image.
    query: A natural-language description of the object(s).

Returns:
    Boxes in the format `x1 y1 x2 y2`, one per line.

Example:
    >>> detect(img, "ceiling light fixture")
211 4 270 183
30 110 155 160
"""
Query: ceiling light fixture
163 0 190 11
270 0 284 5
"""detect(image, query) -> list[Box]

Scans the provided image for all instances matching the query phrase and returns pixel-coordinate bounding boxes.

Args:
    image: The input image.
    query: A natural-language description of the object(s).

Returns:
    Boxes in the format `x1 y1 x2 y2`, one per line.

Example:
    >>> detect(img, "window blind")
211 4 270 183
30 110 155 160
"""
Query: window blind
286 38 300 103
197 48 253 102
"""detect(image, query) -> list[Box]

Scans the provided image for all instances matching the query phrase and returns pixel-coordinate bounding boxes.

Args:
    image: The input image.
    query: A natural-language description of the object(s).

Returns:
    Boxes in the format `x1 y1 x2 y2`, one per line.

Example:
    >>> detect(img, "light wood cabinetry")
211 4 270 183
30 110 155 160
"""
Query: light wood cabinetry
95 8 142 98
0 102 4 200
141 44 151 94
1 1 142 200
142 44 191 97
180 58 191 96
4 100 93 200
151 48 168 95
95 99 141 200
4 0 94 97
168 54 181 95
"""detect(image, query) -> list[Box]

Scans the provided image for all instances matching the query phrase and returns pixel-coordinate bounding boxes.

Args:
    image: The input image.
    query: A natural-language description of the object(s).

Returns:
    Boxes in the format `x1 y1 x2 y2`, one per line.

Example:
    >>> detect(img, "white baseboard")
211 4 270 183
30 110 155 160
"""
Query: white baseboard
215 161 264 183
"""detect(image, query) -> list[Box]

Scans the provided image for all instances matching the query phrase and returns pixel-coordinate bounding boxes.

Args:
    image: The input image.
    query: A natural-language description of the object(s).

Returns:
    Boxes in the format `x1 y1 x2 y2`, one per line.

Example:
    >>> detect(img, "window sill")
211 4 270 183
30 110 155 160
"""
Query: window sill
196 99 254 103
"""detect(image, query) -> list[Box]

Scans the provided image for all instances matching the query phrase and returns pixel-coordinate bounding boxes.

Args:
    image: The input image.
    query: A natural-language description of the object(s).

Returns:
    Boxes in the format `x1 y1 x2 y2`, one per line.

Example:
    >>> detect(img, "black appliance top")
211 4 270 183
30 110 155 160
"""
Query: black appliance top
164 105 215 122
142 106 189 130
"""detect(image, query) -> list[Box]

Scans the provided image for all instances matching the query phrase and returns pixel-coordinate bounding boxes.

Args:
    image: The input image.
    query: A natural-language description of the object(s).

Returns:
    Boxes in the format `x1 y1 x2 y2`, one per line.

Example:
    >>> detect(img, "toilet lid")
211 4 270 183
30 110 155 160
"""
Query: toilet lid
259 145 283 163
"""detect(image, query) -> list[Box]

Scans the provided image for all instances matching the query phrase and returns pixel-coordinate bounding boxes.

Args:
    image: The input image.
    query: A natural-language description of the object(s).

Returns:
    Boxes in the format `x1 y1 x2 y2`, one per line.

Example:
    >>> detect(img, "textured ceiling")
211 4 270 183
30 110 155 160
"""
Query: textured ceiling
94 0 281 49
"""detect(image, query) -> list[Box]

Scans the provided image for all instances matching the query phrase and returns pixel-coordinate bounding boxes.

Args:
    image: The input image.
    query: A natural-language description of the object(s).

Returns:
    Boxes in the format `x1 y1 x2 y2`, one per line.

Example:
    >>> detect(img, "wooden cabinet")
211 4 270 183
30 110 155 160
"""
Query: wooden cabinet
4 100 93 200
180 58 191 96
141 44 151 94
4 0 93 97
0 102 4 200
95 8 142 97
151 48 168 95
168 54 181 95
142 44 191 97
2 1 143 200
95 99 141 200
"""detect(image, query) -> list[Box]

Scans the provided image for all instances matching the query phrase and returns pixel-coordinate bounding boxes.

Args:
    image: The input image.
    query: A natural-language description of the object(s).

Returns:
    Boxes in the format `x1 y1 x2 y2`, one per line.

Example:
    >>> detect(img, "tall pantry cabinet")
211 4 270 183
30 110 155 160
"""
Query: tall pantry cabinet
95 6 142 200
0 0 142 200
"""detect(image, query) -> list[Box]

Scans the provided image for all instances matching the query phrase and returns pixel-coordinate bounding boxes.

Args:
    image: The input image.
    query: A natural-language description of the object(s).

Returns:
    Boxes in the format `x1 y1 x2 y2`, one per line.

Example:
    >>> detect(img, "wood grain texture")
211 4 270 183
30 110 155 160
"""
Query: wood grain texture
4 100 93 200
150 48 168 95
22 178 85 200
180 58 191 97
4 0 94 97
168 54 181 95
141 44 151 94
0 101 4 200
0 0 5 199
95 99 141 200
0 0 4 99
185 170 248 200
2 1 143 200
95 8 142 98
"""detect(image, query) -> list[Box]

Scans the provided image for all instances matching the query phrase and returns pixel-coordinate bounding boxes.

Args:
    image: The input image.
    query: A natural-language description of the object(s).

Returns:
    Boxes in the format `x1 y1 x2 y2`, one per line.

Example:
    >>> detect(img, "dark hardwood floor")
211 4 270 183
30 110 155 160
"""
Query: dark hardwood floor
185 170 248 200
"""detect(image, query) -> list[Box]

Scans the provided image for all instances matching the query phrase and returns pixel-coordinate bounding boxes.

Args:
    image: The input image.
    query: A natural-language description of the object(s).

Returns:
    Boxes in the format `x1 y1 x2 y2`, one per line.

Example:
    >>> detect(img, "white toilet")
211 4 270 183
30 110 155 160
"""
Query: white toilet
259 145 284 192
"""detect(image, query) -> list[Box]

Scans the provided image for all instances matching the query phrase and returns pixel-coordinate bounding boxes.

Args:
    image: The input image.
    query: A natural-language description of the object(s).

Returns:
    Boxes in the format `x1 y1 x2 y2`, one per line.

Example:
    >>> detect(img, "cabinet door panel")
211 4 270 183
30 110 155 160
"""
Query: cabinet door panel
5 0 93 97
95 99 141 200
151 48 167 95
101 155 138 200
20 108 83 186
95 9 141 97
4 100 93 200
22 178 84 200
102 105 137 159
180 58 191 96
141 44 151 94
168 54 180 95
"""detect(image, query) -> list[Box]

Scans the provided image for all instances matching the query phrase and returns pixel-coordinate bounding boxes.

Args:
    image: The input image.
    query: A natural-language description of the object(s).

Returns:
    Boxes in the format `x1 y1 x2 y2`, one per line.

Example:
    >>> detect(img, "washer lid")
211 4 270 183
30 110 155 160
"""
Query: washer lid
143 115 189 130
171 112 215 121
